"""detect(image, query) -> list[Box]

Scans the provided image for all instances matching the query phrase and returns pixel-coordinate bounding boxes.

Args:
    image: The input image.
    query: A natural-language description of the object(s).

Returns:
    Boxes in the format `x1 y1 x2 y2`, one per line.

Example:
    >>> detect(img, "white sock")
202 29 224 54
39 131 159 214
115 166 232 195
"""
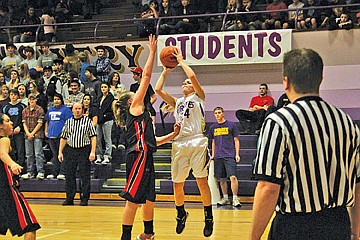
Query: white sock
223 194 228 200
233 195 238 201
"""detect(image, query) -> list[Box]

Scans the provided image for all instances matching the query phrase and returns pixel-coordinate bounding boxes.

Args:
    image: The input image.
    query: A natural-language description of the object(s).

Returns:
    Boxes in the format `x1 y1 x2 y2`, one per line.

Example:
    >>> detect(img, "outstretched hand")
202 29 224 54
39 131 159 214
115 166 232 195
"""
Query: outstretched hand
147 34 158 53
162 66 175 74
172 48 184 63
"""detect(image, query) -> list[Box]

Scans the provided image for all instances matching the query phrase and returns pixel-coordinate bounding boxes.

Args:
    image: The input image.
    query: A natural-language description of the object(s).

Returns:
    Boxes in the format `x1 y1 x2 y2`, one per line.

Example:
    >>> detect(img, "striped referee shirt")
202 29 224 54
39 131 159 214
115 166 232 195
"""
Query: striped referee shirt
254 96 360 214
60 116 97 148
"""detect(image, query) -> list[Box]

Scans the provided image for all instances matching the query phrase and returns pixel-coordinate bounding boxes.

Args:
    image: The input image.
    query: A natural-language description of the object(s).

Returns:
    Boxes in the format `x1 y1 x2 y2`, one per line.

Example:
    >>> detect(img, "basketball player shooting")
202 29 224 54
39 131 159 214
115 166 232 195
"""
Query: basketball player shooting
155 48 214 237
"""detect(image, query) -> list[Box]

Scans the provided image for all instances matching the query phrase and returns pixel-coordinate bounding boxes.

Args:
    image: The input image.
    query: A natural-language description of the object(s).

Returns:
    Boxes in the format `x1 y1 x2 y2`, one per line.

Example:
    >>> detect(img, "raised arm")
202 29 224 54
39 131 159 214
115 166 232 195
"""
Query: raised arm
155 67 177 108
174 48 205 100
130 35 157 116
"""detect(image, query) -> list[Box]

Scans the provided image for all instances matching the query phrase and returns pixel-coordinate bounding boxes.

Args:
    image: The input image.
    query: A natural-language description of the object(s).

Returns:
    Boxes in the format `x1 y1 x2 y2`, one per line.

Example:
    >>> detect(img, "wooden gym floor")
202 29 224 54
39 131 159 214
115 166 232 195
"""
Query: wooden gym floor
0 197 271 240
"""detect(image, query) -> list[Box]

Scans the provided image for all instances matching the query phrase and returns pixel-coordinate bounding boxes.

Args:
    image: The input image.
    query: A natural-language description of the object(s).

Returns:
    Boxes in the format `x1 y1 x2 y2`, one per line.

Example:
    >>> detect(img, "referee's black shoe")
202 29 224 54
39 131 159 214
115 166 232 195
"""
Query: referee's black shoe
176 212 189 234
62 200 74 206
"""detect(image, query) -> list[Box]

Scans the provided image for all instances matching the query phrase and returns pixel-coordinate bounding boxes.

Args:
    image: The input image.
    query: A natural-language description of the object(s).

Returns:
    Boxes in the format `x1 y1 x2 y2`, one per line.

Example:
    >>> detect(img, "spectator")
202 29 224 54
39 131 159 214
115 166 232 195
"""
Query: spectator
65 79 85 108
92 46 111 83
158 0 177 35
28 82 48 114
82 93 98 126
2 89 27 170
55 0 73 23
283 0 305 29
37 42 58 71
61 70 80 100
78 52 90 84
18 63 31 87
45 93 72 180
53 59 68 86
0 6 11 44
300 0 322 29
0 85 10 110
41 7 56 43
209 107 242 207
130 67 157 123
109 72 126 100
59 102 97 206
109 72 126 150
329 11 354 30
94 82 115 165
240 0 262 30
43 65 61 108
84 65 101 104
1 43 23 70
63 44 80 73
173 0 200 34
17 83 28 106
261 0 287 29
13 6 41 43
0 72 6 87
235 83 274 135
21 93 46 180
224 0 242 31
21 47 41 70
139 0 159 37
7 69 20 90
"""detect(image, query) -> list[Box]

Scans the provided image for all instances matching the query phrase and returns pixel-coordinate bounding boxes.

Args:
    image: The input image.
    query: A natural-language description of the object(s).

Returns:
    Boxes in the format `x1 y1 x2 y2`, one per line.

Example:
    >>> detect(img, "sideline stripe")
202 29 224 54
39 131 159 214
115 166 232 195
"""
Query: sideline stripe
37 230 70 239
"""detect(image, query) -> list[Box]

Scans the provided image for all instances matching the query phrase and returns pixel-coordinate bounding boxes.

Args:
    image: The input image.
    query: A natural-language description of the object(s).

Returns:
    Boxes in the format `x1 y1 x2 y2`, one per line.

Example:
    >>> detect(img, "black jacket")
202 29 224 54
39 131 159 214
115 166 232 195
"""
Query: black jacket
97 92 114 124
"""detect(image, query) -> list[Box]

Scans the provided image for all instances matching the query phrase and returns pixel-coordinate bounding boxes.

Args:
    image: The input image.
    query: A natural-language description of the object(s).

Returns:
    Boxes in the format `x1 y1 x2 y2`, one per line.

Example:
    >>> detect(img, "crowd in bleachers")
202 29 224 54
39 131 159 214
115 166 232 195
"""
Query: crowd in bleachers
0 41 127 180
136 0 360 35
0 0 359 44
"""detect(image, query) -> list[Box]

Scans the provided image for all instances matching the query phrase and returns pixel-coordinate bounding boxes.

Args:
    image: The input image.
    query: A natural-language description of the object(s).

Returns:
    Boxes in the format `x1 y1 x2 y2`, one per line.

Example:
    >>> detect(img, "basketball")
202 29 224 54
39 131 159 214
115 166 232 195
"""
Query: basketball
160 46 179 68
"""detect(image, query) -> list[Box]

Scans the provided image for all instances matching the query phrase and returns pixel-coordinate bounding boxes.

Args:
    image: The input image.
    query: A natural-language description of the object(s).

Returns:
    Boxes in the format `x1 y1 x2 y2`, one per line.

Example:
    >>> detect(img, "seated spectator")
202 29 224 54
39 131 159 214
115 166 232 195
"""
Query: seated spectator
55 0 73 23
262 0 287 29
283 0 305 29
299 0 322 30
240 0 262 30
13 6 41 43
328 11 354 30
158 0 177 35
224 0 241 31
235 83 274 134
0 6 11 44
139 0 159 37
41 7 56 43
173 0 199 34
319 0 345 28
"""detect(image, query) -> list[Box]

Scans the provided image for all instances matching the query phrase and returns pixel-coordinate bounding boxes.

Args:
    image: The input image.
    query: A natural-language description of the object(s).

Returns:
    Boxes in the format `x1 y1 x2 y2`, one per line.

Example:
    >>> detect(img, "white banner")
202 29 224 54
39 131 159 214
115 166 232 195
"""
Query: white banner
157 29 292 66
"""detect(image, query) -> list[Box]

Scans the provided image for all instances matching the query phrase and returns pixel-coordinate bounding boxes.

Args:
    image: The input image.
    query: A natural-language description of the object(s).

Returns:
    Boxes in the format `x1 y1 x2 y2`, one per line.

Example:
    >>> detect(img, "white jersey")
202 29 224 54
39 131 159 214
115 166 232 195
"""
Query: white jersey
174 94 206 140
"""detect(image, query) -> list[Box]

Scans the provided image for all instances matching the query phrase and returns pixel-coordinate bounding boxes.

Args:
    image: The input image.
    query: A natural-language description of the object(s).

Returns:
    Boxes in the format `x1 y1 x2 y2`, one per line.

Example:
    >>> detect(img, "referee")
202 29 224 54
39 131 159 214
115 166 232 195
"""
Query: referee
58 102 97 206
250 49 360 240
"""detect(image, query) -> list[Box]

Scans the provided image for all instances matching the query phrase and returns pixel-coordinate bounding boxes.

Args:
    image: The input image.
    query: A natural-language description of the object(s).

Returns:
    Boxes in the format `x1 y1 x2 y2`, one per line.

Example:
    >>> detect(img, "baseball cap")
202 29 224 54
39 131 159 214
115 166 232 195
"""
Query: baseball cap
43 65 53 71
131 67 143 74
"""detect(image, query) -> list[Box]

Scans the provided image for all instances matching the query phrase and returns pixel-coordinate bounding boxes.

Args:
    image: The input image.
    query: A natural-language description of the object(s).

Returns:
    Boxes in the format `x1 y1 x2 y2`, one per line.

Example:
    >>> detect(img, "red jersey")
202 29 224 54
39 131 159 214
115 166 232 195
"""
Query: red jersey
266 1 287 19
249 95 274 108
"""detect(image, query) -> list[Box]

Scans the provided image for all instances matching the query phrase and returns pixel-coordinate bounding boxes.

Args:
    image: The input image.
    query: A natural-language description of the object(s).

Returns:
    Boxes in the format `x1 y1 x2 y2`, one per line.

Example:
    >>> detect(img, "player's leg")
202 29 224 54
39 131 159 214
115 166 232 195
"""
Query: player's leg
121 201 139 240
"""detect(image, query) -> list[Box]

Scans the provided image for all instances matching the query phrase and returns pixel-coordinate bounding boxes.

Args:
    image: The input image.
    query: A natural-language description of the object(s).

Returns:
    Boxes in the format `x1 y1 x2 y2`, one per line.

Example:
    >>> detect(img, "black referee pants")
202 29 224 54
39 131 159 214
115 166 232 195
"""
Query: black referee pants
268 207 351 240
63 145 91 202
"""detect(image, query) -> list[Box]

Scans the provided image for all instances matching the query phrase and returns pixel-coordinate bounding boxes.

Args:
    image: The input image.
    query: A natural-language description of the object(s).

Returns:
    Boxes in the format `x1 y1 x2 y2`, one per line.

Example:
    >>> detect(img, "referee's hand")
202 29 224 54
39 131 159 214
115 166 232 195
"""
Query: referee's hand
89 152 95 161
58 153 64 162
